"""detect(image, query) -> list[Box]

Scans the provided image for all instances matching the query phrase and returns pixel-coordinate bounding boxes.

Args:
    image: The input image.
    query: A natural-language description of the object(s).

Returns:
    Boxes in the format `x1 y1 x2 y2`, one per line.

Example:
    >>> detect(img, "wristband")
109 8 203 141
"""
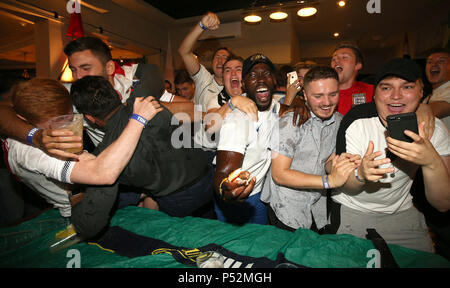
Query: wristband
199 21 207 31
130 114 148 126
218 177 228 197
354 167 366 183
227 99 236 111
26 127 41 145
322 175 330 189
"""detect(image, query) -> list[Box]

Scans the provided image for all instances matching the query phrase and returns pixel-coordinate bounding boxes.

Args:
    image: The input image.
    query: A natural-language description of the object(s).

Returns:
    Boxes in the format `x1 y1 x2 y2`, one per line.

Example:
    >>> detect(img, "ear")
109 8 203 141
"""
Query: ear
355 62 362 72
105 60 115 78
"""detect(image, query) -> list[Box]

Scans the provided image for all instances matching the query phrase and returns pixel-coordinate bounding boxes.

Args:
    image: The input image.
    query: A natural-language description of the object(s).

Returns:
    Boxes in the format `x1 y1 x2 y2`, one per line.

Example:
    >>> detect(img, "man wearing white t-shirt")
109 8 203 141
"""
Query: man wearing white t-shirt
178 12 230 112
213 54 285 224
333 58 450 252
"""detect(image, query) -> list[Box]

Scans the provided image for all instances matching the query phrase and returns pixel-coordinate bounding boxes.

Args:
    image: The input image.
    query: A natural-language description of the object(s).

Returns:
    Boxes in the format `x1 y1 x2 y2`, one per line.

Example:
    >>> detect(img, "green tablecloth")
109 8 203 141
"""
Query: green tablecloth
1 206 449 268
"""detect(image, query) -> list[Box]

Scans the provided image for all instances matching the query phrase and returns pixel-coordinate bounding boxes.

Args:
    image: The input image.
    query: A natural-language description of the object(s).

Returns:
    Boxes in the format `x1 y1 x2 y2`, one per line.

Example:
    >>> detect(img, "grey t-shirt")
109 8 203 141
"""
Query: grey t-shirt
261 111 342 230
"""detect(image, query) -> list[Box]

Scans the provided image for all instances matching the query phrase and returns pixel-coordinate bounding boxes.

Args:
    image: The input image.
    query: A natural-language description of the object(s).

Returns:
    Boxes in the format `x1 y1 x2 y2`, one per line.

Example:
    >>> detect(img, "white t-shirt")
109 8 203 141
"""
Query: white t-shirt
333 117 450 214
427 80 450 130
191 64 223 112
217 100 280 196
4 138 74 217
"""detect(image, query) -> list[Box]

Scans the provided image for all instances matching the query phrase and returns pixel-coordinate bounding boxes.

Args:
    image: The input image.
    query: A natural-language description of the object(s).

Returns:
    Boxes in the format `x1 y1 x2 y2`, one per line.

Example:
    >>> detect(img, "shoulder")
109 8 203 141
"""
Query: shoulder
340 102 377 132
430 118 450 155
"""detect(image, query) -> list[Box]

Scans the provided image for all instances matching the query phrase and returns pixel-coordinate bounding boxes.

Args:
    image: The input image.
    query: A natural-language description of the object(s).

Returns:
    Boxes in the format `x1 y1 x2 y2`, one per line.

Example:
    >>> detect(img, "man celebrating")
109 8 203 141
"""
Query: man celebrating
331 43 373 115
333 58 450 252
213 54 282 224
262 66 358 233
424 48 450 130
178 12 230 112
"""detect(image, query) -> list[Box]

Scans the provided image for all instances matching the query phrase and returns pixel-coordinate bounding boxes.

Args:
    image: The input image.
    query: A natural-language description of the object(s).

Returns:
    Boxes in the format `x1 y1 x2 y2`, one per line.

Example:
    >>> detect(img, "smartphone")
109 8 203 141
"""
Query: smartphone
287 71 298 85
386 112 418 143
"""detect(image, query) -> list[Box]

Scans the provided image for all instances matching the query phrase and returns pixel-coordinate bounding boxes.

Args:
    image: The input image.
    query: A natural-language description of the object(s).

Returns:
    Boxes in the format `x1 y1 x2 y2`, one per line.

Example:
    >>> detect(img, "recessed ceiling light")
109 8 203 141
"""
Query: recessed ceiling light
297 7 317 17
333 32 340 37
269 11 288 21
338 1 346 7
244 14 262 23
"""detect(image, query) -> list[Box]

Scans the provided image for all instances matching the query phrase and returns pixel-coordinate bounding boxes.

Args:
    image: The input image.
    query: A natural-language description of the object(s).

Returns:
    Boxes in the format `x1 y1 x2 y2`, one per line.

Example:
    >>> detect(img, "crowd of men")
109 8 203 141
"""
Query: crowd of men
0 12 449 258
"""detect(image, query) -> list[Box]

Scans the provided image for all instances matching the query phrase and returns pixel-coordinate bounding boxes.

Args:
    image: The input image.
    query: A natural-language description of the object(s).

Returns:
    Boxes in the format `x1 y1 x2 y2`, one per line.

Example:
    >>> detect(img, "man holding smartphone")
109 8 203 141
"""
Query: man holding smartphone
331 58 450 252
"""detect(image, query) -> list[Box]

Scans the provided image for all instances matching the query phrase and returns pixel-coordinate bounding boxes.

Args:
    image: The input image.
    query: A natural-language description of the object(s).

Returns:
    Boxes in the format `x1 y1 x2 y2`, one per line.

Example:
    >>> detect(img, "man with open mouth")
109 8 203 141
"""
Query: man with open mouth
424 48 450 130
212 53 283 224
331 43 374 116
331 58 450 252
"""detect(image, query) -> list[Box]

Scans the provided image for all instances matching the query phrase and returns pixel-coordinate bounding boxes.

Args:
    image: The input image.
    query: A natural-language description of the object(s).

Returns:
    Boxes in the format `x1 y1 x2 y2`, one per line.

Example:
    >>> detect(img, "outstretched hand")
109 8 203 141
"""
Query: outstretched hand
357 141 394 182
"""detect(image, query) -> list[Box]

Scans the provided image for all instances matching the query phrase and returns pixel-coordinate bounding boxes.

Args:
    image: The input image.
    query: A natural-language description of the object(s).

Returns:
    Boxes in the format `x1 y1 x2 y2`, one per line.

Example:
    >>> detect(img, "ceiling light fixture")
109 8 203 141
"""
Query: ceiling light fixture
269 11 288 21
333 32 340 37
244 13 262 23
297 6 317 17
337 1 346 7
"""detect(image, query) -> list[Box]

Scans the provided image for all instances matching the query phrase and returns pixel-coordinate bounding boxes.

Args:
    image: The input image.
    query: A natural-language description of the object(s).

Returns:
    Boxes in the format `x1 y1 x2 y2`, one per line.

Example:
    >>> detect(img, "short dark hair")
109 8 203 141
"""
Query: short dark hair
334 42 364 66
64 37 112 65
223 54 244 70
71 76 121 119
304 66 339 90
211 47 230 61
174 69 194 85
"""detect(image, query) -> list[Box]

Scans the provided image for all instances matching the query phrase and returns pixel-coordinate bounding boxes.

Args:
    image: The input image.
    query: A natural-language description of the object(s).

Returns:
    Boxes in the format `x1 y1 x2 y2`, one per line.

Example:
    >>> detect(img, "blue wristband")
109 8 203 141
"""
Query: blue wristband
322 175 330 189
199 21 207 31
227 99 236 111
130 114 148 126
26 127 41 145
354 167 366 183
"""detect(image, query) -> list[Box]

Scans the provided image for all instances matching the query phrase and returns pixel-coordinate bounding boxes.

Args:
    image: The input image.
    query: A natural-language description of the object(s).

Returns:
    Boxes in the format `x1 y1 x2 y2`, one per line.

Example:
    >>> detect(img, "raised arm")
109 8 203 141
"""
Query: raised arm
178 12 220 76
70 96 162 185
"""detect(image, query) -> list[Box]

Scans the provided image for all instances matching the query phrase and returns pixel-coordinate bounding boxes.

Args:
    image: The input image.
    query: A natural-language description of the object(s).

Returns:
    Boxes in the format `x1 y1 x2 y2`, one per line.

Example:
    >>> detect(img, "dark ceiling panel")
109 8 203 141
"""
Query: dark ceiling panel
143 0 294 19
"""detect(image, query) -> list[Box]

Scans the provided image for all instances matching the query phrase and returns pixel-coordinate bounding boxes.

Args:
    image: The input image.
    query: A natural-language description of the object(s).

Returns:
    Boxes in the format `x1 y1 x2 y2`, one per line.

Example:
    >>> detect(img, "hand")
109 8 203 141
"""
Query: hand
386 122 441 167
328 154 358 188
284 80 301 106
34 128 82 160
288 98 310 127
220 170 256 202
416 103 435 139
357 141 394 182
232 95 258 122
133 96 163 123
201 12 220 30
